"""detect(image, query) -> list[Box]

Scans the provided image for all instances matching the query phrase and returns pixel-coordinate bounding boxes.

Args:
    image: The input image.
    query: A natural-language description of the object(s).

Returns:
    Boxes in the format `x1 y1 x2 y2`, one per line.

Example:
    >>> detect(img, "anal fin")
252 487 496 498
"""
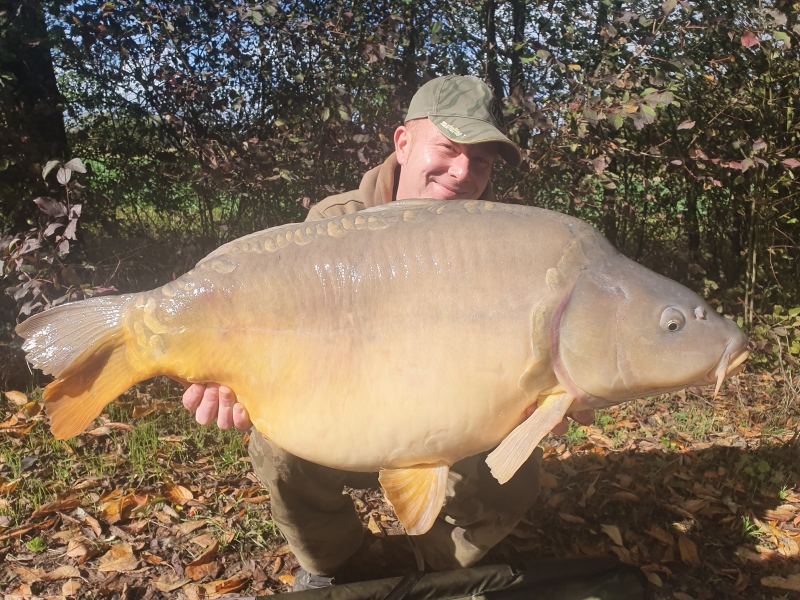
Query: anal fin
486 393 574 484
379 463 449 536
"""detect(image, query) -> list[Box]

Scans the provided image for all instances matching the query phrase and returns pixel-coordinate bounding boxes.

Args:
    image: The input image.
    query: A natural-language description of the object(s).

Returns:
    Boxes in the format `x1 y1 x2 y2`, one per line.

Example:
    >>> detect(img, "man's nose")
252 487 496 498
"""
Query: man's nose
448 153 472 180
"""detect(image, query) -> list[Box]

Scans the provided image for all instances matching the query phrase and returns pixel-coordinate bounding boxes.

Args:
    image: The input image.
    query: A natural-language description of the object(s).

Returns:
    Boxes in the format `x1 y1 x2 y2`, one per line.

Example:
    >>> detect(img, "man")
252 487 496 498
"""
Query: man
182 75 594 590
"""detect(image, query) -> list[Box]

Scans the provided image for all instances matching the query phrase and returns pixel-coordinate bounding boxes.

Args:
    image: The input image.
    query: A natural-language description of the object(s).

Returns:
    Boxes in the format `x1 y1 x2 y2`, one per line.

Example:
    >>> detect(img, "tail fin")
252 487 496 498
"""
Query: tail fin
16 295 148 439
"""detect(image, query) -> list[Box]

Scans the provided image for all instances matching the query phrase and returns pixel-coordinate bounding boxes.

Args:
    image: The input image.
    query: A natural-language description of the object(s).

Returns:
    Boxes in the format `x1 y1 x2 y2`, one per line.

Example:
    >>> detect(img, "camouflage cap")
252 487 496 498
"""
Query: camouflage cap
405 75 522 167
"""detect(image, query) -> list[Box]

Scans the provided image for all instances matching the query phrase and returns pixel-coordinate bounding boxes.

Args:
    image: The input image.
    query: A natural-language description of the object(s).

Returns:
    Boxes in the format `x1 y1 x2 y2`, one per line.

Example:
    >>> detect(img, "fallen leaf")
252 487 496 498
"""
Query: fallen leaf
187 560 220 582
271 557 283 575
673 593 695 600
211 571 251 595
559 513 586 524
368 514 384 537
87 426 112 436
156 574 192 593
609 545 634 564
677 121 695 130
601 524 624 546
62 580 81 597
782 158 800 168
31 496 81 518
174 520 206 536
165 484 193 504
191 532 217 549
142 551 165 565
646 524 675 546
644 572 662 587
4 390 28 405
678 535 701 566
186 540 220 580
22 402 41 418
66 540 88 558
611 491 640 502
132 405 156 419
278 574 296 586
761 574 800 591
13 566 81 583
663 504 694 520
242 494 270 504
97 543 140 572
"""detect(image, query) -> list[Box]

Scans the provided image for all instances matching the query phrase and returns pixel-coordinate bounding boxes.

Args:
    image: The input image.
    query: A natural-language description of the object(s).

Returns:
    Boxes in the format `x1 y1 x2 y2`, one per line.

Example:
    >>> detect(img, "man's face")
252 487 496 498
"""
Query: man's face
394 118 498 201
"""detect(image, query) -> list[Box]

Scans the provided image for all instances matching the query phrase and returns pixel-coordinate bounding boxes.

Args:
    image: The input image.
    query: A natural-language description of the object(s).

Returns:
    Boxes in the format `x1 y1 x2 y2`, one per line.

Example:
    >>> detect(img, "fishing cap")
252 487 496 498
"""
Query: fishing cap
405 75 522 167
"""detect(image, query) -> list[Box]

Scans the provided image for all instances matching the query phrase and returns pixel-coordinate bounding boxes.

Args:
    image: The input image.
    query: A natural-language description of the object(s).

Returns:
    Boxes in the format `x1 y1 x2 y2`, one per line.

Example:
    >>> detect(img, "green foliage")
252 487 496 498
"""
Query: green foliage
25 536 47 553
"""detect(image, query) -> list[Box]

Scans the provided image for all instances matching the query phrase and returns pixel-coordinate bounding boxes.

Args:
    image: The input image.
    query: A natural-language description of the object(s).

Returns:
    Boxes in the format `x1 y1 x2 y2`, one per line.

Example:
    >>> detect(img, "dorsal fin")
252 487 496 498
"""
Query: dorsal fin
486 393 574 484
379 463 449 535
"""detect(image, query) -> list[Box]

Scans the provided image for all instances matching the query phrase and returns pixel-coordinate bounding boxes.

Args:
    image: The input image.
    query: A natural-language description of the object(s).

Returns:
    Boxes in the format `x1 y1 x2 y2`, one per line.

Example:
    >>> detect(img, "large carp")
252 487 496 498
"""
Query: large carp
17 200 748 535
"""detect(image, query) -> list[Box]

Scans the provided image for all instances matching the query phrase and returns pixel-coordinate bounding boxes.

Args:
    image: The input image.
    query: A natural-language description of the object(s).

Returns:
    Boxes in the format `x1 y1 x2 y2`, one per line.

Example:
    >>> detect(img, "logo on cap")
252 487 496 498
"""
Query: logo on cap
439 120 465 137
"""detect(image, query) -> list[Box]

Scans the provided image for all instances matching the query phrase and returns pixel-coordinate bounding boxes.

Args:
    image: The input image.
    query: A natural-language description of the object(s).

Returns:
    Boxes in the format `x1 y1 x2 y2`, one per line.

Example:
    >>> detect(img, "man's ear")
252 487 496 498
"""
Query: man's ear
394 125 411 165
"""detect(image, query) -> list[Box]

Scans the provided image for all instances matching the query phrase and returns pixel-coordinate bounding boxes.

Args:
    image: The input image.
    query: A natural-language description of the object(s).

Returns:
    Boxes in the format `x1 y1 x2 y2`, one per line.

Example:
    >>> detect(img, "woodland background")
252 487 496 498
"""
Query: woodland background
2 1 800 599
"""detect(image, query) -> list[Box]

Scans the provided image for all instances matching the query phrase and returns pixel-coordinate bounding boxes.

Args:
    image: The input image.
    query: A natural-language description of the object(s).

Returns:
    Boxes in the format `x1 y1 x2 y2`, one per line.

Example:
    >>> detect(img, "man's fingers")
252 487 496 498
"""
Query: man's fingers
550 417 569 436
233 403 253 432
216 386 238 430
182 384 206 413
195 384 220 426
571 410 595 426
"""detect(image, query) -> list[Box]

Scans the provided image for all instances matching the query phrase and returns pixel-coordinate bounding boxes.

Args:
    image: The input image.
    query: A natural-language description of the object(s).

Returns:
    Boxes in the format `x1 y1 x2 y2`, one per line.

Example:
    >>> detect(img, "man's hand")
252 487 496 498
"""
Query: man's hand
182 383 252 432
550 409 594 435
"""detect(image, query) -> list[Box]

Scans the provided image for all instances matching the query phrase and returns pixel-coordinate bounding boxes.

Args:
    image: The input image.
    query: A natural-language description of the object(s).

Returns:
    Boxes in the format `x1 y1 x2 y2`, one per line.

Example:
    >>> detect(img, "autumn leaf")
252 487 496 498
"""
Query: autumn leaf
165 483 194 504
156 574 192 593
13 566 81 583
782 158 800 168
62 580 82 597
186 540 220 580
601 524 624 546
678 535 701 566
97 543 139 572
31 496 81 518
559 513 586 524
4 390 28 406
174 520 207 536
761 575 800 592
677 120 695 130
210 571 252 595
741 31 759 47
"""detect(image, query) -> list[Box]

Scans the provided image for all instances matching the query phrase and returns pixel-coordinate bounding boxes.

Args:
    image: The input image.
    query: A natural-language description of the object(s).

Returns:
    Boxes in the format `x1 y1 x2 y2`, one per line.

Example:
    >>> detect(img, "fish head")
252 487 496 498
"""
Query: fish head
554 258 749 408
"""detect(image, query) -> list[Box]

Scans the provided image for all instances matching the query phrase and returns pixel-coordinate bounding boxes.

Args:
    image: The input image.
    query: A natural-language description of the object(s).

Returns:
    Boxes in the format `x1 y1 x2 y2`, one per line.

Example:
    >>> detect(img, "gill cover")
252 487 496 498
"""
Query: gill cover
556 255 747 403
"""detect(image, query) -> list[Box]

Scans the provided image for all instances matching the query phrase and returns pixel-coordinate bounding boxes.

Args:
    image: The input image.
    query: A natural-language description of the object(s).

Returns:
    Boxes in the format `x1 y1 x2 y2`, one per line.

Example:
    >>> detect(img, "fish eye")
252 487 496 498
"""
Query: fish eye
660 307 686 332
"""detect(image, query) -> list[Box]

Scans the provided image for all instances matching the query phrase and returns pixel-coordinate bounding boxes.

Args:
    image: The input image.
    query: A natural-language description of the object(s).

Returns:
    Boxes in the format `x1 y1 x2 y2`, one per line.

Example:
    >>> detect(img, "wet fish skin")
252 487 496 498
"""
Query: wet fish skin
16 199 748 535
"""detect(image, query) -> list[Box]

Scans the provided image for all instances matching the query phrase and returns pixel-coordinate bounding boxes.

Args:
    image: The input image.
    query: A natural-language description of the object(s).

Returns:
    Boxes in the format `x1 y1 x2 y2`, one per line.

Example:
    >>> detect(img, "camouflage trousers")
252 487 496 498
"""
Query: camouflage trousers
248 431 543 576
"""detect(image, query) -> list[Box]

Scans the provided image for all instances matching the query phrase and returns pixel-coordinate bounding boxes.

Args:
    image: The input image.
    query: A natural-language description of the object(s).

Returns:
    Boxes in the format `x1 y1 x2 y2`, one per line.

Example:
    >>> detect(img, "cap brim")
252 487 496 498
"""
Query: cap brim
429 115 523 168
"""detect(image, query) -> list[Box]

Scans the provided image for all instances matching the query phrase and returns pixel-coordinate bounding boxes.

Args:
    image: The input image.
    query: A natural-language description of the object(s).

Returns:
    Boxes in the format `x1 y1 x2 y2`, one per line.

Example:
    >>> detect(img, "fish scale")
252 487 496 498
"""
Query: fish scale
16 199 748 536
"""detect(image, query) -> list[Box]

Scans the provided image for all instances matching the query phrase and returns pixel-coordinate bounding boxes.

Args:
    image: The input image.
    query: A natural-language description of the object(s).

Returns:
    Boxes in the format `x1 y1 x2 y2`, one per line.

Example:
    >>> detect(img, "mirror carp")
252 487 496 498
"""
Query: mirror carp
16 200 749 536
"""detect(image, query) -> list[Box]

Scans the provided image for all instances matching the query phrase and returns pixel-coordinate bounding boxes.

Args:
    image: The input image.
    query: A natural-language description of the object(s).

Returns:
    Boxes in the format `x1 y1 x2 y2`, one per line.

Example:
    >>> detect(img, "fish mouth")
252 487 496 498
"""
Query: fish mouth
710 343 750 398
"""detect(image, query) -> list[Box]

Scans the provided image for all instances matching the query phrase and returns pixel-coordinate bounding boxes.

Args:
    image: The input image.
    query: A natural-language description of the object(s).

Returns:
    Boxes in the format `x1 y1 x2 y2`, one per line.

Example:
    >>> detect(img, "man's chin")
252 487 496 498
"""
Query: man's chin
427 186 470 201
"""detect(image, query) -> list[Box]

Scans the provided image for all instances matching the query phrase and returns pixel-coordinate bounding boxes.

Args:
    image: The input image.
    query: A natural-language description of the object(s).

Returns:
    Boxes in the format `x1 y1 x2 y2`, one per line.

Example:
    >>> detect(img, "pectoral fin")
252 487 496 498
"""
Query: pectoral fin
379 463 449 536
486 393 574 485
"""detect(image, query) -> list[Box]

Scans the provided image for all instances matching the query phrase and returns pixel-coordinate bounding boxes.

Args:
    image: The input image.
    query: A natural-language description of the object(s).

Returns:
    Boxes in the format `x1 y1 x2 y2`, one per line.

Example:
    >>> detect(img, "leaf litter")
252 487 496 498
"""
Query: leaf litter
0 371 799 599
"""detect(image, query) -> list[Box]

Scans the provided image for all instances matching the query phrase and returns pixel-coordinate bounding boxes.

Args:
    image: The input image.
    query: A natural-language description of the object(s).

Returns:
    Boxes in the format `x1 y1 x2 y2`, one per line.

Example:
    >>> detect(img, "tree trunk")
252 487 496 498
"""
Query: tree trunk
0 0 68 227
508 0 526 95
484 0 505 99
